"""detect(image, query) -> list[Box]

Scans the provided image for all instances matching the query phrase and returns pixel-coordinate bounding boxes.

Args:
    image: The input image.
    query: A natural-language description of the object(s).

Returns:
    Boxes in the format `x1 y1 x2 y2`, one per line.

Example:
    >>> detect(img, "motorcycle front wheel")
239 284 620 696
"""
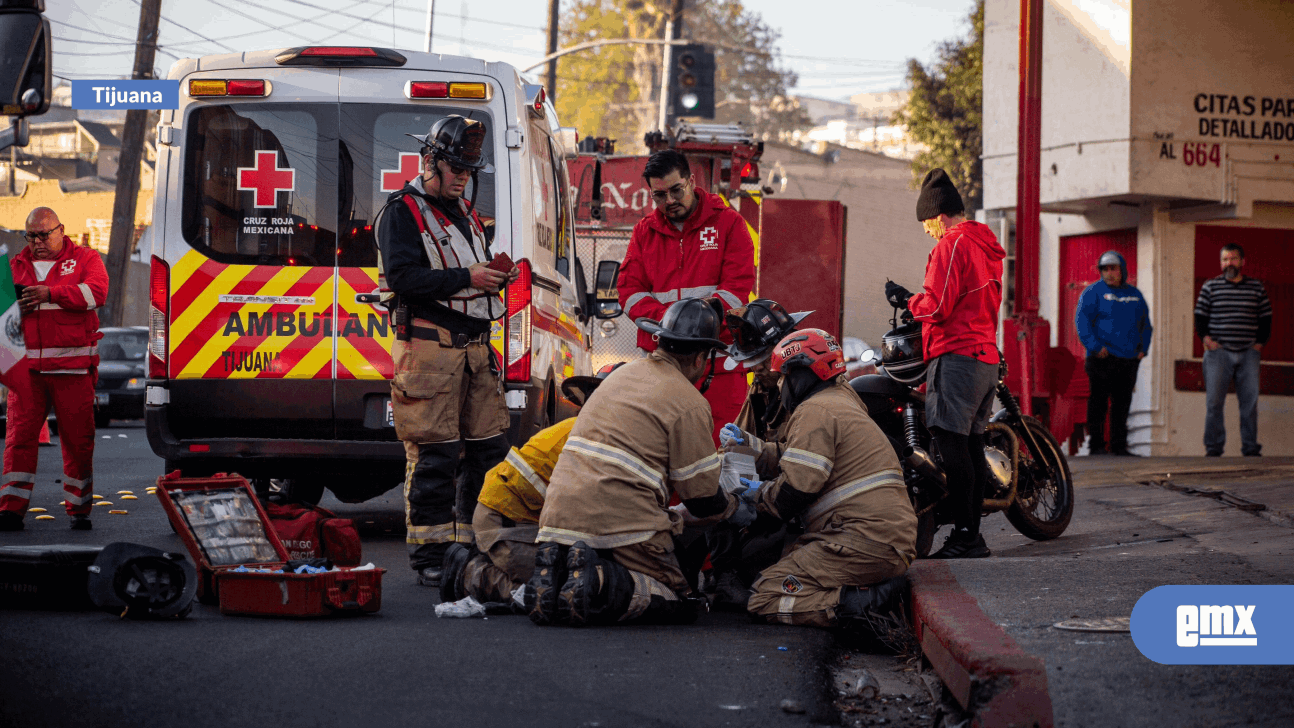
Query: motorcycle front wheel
1003 415 1074 540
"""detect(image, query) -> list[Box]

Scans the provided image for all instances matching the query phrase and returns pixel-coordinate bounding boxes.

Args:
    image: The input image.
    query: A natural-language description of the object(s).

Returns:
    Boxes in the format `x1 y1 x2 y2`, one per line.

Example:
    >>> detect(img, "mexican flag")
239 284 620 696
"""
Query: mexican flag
0 253 25 378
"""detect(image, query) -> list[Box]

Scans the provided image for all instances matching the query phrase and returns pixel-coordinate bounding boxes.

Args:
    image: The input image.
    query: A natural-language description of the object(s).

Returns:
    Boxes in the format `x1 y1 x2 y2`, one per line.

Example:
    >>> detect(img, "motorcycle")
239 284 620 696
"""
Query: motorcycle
850 306 1074 557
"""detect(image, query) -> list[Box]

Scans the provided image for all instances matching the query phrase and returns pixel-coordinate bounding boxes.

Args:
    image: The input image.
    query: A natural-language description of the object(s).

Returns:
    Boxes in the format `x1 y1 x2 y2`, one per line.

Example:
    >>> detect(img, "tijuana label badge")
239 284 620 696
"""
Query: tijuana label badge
781 575 803 595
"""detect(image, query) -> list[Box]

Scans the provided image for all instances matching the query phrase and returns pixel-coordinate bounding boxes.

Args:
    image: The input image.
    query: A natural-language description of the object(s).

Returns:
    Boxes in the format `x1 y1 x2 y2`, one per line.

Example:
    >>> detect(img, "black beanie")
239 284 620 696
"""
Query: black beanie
915 168 964 221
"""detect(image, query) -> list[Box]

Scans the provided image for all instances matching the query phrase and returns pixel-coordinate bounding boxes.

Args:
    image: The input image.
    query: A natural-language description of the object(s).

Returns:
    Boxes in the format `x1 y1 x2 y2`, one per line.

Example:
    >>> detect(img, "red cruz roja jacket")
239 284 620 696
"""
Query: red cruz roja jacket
907 220 1006 364
618 188 755 354
11 237 109 372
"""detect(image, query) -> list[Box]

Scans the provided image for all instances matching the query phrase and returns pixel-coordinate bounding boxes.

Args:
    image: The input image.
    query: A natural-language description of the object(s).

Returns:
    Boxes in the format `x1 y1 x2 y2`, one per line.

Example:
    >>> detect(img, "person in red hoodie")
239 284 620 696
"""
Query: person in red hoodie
618 150 755 445
883 169 1005 559
0 207 108 532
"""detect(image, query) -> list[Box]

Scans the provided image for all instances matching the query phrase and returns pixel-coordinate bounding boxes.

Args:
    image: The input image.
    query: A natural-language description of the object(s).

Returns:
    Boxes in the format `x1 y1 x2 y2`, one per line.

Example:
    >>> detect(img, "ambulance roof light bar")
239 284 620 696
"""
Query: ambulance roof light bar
275 46 407 67
405 81 490 100
187 79 271 97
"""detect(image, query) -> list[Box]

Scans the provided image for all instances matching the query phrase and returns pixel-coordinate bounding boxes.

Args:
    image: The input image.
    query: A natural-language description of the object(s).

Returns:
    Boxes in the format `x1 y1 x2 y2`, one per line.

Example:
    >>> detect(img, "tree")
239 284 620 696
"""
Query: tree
893 0 983 212
554 0 809 153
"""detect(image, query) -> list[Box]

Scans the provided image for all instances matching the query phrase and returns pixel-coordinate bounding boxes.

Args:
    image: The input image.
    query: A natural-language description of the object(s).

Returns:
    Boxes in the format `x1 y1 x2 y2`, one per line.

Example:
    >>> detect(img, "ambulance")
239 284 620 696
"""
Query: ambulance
144 46 613 503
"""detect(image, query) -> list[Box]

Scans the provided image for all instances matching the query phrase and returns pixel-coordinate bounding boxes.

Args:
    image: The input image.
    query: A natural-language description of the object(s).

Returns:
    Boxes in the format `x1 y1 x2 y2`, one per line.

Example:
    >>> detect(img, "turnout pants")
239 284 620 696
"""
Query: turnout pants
1084 355 1140 453
465 503 539 603
747 531 907 628
1 369 96 517
392 327 509 571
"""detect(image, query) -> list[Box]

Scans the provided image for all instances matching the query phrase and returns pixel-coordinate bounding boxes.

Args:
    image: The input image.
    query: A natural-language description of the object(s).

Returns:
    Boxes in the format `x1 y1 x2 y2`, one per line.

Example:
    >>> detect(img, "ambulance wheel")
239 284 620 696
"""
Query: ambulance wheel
282 479 325 506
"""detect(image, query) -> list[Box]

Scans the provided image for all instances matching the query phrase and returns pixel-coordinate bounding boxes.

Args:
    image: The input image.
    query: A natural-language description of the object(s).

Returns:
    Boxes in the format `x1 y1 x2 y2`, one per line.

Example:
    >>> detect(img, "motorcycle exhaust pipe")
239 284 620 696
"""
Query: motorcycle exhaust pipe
903 446 946 487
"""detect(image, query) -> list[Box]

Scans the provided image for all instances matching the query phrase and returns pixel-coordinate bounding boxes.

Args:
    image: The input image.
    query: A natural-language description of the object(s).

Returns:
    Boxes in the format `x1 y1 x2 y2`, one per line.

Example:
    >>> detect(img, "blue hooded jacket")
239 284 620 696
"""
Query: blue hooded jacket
1075 251 1153 358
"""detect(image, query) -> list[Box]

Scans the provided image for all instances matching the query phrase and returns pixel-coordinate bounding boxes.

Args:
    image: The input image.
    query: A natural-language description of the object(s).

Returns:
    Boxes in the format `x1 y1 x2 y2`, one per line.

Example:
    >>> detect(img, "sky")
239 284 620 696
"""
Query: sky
48 0 977 103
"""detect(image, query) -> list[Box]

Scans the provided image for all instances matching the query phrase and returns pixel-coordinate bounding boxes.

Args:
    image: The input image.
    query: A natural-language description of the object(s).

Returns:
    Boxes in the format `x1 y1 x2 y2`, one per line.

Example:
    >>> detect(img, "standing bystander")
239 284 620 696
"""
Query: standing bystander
1194 244 1272 457
1075 250 1152 456
0 207 109 532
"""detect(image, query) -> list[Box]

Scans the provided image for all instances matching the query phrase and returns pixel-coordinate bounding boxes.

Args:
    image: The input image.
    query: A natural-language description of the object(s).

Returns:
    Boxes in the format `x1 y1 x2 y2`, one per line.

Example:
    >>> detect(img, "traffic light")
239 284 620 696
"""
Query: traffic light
669 43 715 120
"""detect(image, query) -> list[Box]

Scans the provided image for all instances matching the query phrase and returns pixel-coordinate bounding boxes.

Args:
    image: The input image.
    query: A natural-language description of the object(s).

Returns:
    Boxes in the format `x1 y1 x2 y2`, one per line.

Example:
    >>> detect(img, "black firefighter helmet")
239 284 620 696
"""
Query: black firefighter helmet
635 297 727 354
406 114 491 172
724 299 813 368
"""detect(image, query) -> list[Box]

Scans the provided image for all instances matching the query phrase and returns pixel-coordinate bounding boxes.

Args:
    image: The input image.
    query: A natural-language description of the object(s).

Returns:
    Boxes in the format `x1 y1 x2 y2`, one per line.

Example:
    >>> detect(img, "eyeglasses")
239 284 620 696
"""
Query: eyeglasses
650 180 691 203
25 224 63 242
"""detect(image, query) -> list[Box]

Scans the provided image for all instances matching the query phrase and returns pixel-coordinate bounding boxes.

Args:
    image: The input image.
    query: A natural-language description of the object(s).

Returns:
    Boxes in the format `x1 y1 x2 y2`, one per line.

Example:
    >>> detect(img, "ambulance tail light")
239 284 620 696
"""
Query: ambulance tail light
275 46 407 67
505 259 532 383
149 256 168 379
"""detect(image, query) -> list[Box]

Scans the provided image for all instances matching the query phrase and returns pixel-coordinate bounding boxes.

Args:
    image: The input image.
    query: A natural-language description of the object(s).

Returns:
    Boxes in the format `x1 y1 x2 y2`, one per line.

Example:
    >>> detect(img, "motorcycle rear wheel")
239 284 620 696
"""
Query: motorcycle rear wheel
1003 415 1074 540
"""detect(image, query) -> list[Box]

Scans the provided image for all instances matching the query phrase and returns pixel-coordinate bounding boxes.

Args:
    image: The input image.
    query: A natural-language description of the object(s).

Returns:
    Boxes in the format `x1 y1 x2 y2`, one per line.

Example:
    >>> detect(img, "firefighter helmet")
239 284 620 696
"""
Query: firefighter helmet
725 299 812 366
561 362 625 407
635 298 727 352
880 320 926 385
407 114 490 171
770 328 847 381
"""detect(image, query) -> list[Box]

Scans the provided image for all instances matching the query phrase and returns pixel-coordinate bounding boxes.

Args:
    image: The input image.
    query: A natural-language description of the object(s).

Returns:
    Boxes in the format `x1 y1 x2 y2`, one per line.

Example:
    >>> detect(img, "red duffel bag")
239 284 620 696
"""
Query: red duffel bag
265 502 362 567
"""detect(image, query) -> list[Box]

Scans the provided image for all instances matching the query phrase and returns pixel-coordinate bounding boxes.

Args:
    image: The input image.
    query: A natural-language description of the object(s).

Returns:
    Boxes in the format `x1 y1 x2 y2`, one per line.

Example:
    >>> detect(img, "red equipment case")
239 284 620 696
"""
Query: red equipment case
154 472 384 617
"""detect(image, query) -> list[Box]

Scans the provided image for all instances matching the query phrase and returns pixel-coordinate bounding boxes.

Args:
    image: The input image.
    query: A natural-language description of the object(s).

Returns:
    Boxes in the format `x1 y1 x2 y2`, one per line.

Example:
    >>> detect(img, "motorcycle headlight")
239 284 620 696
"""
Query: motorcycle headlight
126 378 146 390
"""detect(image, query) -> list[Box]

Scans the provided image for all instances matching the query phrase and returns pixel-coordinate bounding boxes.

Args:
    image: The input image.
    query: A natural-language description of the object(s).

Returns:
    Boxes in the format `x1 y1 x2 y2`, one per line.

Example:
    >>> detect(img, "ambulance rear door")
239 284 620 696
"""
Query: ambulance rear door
163 67 342 442
333 67 507 440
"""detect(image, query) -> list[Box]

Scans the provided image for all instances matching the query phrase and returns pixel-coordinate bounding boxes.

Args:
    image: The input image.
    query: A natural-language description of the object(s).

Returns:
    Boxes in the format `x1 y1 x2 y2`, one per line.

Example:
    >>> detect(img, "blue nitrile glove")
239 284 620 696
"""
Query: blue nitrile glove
720 423 746 447
739 477 762 491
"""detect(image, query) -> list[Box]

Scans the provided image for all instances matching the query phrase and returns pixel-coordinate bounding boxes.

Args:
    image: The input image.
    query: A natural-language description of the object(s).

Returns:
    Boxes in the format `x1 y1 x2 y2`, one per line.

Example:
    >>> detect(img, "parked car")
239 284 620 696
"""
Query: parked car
95 326 149 427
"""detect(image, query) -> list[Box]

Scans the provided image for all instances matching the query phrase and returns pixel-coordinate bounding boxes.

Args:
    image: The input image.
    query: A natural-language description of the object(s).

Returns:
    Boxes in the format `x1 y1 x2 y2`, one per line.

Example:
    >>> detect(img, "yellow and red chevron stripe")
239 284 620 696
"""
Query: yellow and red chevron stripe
167 250 393 380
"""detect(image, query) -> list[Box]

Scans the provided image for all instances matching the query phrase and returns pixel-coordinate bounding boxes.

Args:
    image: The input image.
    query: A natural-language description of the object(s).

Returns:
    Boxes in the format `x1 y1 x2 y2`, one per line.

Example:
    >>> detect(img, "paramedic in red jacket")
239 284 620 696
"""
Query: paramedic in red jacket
617 150 755 444
0 207 108 532
883 170 1006 559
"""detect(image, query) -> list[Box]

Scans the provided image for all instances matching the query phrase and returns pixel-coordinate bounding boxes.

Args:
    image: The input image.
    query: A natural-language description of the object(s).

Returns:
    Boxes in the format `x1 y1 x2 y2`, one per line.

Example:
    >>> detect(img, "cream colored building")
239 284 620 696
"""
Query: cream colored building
983 0 1294 456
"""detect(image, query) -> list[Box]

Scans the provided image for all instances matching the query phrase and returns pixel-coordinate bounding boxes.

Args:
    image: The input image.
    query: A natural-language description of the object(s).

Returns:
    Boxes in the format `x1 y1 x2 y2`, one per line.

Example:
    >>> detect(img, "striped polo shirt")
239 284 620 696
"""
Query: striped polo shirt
1194 275 1273 351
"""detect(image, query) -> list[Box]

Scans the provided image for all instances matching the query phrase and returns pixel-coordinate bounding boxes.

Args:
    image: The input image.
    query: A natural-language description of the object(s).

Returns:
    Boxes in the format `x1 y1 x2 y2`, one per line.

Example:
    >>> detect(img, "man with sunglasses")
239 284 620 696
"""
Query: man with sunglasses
0 207 109 532
377 114 519 587
618 149 755 445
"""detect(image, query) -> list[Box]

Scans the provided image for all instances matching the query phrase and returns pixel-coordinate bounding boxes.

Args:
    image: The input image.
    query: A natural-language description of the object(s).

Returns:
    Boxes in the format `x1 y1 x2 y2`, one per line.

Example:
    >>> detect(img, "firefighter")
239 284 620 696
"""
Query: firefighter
377 115 518 586
723 299 812 442
0 207 109 532
883 168 1006 559
439 363 623 606
525 298 744 626
734 329 917 639
617 149 755 446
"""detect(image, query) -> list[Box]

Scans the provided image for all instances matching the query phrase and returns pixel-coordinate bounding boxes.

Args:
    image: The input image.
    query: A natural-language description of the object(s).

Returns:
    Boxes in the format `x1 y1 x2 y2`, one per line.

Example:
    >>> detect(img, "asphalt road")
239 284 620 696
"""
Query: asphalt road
948 456 1294 728
0 421 839 728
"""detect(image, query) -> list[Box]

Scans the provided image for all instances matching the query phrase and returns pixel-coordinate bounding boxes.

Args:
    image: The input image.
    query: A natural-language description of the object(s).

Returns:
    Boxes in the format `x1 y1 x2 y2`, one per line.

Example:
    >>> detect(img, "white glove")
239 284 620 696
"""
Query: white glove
719 423 763 452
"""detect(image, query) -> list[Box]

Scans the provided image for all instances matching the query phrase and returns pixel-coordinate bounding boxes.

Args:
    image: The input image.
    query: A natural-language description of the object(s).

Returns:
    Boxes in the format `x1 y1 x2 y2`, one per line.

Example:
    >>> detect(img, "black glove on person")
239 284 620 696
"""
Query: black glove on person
885 280 913 309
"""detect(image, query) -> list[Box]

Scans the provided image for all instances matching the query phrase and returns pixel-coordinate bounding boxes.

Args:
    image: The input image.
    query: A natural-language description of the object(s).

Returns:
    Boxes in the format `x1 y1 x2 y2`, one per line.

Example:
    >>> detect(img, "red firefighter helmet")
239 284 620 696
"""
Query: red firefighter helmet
770 329 847 381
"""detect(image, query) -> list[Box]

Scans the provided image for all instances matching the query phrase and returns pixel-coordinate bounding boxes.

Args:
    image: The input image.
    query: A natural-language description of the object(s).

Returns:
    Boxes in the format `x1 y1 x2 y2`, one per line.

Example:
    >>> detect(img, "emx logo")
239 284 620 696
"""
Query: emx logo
1132 585 1292 664
1177 604 1257 646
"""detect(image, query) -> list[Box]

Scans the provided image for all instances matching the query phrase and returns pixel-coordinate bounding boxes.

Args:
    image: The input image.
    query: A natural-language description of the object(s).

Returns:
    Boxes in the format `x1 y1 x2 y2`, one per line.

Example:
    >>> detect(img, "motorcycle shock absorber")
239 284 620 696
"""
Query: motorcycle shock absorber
997 382 1024 418
902 404 921 452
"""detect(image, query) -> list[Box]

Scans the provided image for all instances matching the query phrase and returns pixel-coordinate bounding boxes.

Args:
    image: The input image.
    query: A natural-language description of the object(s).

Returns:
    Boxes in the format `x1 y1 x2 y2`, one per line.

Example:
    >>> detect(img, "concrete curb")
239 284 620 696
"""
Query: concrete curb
909 561 1054 728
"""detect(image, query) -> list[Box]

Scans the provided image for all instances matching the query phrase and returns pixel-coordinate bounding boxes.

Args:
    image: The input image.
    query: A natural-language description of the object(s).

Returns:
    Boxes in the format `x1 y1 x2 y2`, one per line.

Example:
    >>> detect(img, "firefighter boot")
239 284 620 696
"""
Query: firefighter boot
439 543 476 603
524 542 568 626
838 575 912 653
559 541 634 627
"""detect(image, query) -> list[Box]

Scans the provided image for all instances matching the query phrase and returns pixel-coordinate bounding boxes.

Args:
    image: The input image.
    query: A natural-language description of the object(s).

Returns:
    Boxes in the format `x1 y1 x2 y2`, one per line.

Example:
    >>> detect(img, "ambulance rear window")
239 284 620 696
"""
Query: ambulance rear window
180 104 337 266
338 105 496 268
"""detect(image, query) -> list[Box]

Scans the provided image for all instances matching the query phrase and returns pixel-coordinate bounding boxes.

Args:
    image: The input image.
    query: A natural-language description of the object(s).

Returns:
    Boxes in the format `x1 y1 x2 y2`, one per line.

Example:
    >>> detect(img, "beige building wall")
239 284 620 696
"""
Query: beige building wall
760 142 933 348
0 179 153 254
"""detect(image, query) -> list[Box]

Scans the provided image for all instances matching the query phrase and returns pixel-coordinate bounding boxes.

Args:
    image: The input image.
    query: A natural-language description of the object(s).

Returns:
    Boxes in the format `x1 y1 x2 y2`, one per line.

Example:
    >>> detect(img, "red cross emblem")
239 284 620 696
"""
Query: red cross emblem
380 153 423 192
237 150 296 208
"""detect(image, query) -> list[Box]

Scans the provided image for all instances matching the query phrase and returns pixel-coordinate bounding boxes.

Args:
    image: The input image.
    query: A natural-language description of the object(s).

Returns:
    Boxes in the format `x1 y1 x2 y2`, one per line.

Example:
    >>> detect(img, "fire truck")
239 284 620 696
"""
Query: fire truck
570 122 849 368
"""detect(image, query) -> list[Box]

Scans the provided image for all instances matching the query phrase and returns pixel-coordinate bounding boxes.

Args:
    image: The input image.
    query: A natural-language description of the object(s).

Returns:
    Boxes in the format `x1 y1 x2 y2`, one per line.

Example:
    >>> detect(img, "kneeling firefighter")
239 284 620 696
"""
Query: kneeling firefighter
731 329 917 643
377 114 519 586
526 298 746 626
439 363 623 606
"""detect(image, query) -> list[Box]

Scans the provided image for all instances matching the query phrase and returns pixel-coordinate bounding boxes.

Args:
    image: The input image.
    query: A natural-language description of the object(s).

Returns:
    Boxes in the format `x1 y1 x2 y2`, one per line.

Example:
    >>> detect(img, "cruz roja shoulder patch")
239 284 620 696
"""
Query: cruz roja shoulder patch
782 575 804 595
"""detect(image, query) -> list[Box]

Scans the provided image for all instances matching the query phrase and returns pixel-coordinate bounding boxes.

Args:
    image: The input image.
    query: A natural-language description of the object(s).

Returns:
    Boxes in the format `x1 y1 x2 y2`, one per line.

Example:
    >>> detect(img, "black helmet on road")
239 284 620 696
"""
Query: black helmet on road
636 298 727 354
725 299 812 367
407 114 491 171
561 362 625 407
880 320 926 385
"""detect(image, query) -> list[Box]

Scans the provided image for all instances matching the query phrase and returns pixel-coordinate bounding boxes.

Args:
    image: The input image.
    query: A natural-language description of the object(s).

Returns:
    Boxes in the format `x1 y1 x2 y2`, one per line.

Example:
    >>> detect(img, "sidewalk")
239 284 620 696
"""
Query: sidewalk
909 456 1294 728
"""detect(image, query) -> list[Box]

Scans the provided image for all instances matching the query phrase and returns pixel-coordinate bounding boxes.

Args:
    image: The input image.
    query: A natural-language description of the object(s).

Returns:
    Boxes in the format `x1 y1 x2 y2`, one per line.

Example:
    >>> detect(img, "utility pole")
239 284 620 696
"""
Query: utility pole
544 0 559 99
656 0 684 132
423 0 435 53
102 0 160 328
